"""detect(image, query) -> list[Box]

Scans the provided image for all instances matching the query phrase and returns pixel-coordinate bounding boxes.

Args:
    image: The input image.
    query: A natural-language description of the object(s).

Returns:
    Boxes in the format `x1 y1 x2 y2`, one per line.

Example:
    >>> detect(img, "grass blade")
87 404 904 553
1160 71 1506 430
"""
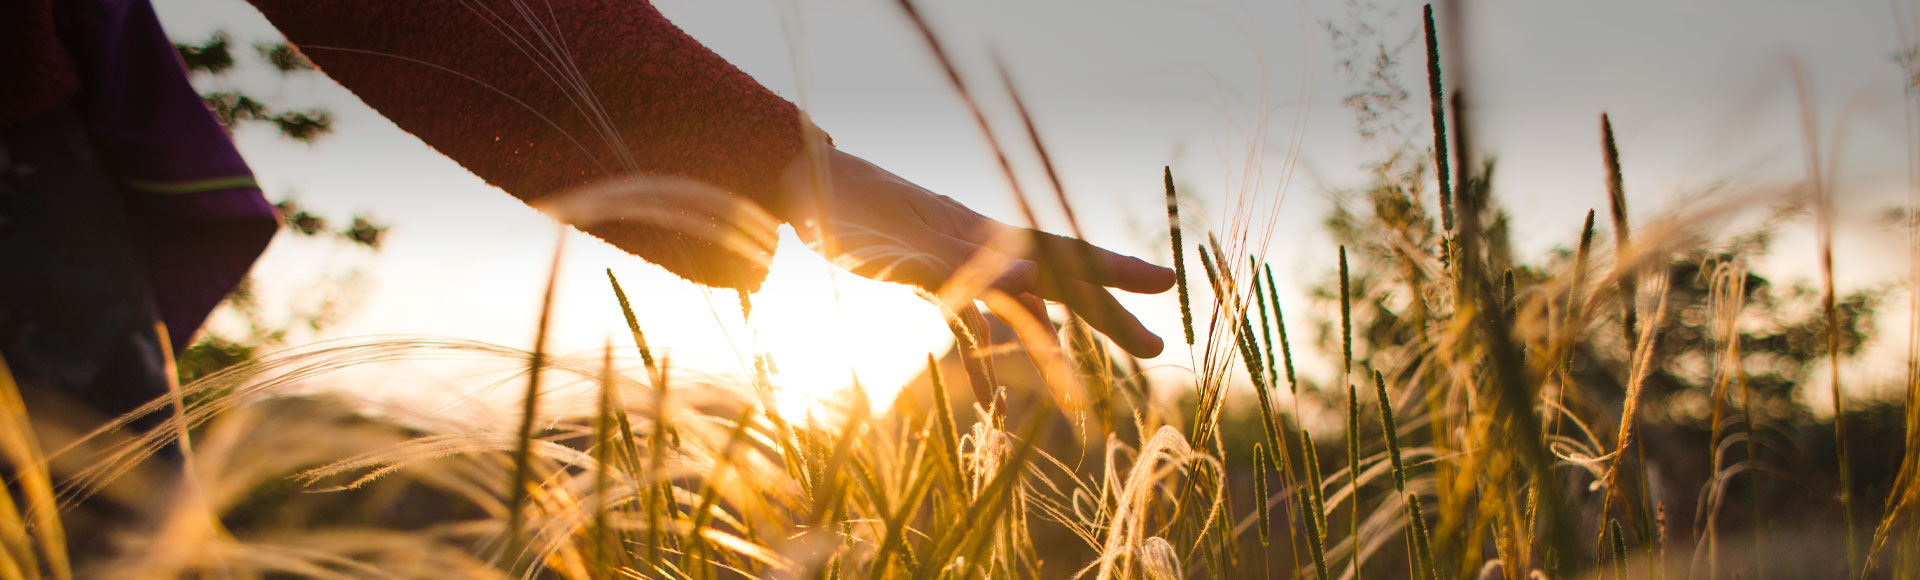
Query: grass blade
606 269 657 371
1345 381 1361 577
589 342 619 575
1608 518 1628 580
1339 245 1353 380
1255 443 1272 547
1795 63 1859 575
505 230 565 571
1601 113 1638 349
1375 370 1406 493
1407 493 1437 580
1266 264 1298 394
1299 487 1330 580
1252 255 1279 390
1168 174 1194 347
1303 429 1326 542
1424 3 1453 235
926 354 966 493
0 354 69 580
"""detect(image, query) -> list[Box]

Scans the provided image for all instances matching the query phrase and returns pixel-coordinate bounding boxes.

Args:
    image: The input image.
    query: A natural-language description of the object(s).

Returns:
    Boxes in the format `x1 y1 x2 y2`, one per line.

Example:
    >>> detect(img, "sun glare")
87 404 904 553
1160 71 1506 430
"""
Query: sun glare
747 227 954 420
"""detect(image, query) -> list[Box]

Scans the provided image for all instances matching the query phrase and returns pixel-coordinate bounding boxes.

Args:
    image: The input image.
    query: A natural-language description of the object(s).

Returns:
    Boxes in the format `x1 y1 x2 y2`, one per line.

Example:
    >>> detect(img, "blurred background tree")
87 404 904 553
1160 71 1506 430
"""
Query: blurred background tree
170 32 388 384
1289 2 1903 574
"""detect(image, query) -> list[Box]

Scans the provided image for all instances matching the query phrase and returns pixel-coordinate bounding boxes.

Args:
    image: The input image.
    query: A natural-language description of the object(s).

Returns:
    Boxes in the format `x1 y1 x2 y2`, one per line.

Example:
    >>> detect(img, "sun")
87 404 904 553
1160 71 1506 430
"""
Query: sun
746 227 955 420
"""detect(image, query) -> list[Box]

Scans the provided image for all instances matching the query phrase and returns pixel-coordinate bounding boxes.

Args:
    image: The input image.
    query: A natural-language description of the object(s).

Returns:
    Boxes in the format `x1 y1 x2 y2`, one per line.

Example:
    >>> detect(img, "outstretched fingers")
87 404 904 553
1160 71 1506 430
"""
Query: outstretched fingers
953 220 1172 358
1030 277 1163 358
976 223 1175 295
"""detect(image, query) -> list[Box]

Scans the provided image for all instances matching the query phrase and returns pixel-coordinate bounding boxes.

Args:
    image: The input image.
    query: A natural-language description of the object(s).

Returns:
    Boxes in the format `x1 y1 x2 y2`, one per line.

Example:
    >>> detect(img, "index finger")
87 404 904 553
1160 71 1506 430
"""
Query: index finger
978 222 1176 294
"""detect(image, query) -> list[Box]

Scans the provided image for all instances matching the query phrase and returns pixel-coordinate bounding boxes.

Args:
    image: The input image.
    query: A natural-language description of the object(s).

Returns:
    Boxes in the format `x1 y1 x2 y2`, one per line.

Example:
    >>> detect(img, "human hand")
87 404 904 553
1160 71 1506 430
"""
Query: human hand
776 147 1176 358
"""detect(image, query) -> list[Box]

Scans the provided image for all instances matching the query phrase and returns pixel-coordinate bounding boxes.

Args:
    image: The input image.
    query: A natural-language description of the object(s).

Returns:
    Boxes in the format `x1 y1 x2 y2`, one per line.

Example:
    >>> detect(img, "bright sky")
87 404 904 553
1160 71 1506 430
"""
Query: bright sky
150 0 1917 413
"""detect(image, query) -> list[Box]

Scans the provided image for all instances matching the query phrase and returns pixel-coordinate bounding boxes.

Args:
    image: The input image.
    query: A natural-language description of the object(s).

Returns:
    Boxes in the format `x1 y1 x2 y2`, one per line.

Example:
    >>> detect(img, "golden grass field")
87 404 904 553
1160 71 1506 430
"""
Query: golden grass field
4 2 1919 579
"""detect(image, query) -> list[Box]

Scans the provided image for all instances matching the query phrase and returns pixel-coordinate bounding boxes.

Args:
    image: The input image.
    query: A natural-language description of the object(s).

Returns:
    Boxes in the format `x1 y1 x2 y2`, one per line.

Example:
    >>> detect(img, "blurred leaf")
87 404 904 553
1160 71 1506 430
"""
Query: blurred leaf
175 31 235 75
175 334 257 386
255 42 314 73
272 110 333 143
276 200 328 236
343 216 388 250
203 91 269 127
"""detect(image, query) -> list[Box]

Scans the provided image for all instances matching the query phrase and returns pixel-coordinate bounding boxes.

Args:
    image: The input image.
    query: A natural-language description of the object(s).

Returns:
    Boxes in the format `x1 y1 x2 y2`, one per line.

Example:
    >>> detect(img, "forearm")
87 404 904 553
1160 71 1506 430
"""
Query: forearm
246 0 815 288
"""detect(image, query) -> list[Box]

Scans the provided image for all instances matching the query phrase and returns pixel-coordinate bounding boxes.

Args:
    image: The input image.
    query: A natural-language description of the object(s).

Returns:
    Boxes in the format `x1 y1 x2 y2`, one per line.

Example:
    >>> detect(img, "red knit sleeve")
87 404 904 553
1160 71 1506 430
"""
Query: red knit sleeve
0 0 80 129
245 0 816 290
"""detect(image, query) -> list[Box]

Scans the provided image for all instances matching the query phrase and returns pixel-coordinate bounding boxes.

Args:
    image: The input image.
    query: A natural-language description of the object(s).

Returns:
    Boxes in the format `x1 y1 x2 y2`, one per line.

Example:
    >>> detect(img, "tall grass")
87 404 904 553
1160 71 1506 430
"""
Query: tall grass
1796 62 1860 578
505 230 568 571
1169 168 1195 347
0 356 71 580
1 3 1915 579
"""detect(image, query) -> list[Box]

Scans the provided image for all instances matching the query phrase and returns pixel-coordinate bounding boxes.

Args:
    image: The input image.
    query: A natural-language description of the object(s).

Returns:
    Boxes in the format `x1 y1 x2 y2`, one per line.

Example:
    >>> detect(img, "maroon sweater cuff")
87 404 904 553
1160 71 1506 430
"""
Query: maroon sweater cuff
247 0 816 290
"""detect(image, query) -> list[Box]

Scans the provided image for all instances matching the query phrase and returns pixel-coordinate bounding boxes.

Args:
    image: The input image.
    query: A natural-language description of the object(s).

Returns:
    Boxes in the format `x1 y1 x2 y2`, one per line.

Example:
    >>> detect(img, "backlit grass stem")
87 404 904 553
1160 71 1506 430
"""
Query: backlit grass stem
1168 168 1194 346
1300 487 1330 580
1255 443 1272 547
1346 380 1362 578
1339 245 1353 380
1608 519 1628 580
1602 113 1638 349
1775 62 1858 577
606 269 657 371
1266 264 1298 394
1303 429 1327 541
1375 370 1407 493
1407 494 1437 580
1424 4 1454 235
1252 255 1279 389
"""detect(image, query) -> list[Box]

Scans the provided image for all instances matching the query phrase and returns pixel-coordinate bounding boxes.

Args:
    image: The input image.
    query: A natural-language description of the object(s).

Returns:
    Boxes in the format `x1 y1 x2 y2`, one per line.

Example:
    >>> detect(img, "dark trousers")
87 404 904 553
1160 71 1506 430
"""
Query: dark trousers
0 104 171 424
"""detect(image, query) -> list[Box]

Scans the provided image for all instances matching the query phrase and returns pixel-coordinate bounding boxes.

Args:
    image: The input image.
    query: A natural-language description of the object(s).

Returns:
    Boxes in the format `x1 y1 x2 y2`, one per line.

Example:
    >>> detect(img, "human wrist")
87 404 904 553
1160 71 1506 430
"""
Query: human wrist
774 137 844 226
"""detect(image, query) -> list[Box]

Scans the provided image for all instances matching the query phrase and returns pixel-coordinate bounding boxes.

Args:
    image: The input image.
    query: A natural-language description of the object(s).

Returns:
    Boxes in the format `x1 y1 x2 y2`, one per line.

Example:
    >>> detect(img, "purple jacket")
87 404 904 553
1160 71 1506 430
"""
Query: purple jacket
6 0 278 354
